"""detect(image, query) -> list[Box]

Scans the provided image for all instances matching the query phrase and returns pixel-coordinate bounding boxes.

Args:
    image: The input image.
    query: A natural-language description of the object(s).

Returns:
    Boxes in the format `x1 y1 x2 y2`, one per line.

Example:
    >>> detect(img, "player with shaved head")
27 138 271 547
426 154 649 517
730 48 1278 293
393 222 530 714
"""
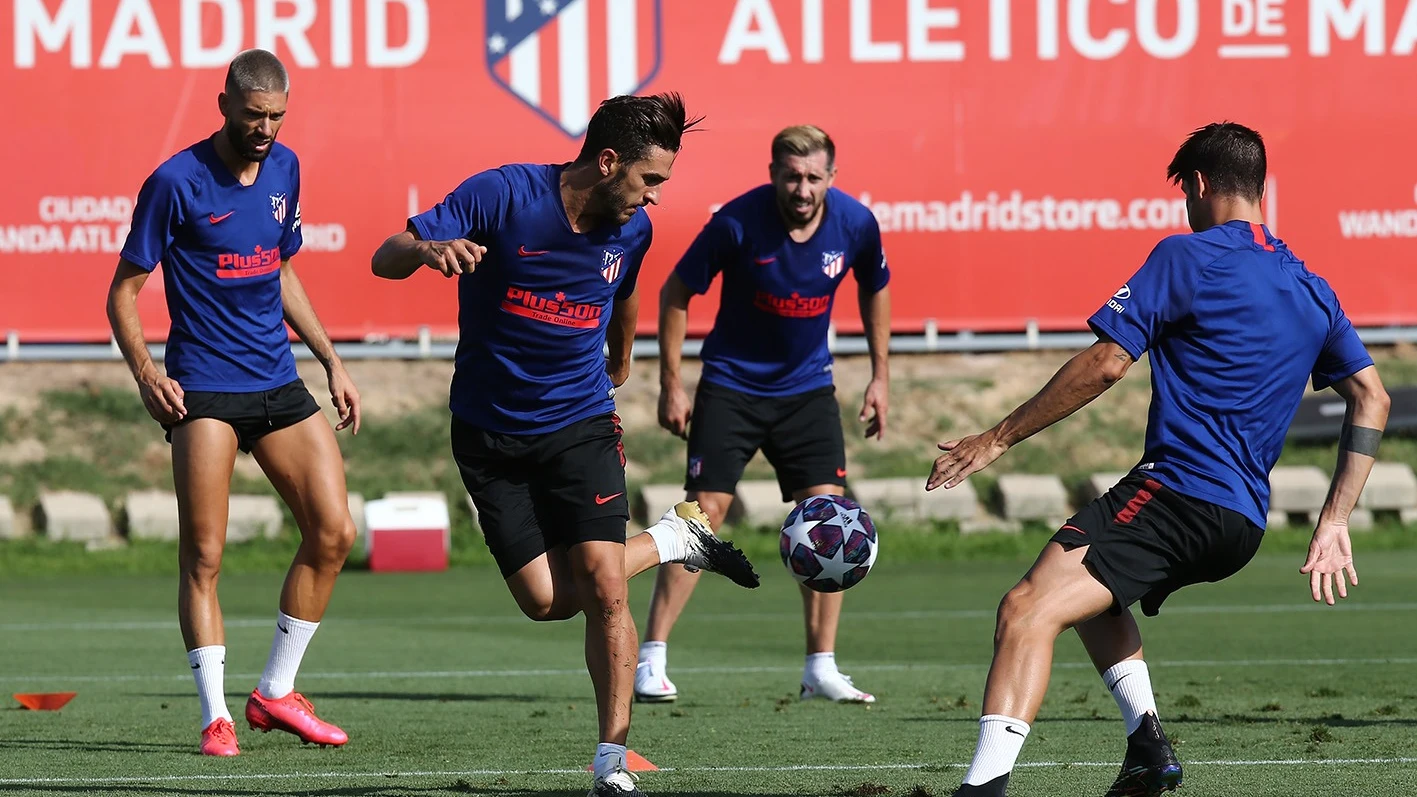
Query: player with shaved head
108 49 362 756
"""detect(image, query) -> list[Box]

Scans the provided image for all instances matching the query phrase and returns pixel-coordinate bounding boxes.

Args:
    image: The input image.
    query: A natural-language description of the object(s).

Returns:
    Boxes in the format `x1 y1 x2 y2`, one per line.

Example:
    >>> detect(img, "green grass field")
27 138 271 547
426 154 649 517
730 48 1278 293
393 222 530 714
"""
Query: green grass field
2 549 1416 797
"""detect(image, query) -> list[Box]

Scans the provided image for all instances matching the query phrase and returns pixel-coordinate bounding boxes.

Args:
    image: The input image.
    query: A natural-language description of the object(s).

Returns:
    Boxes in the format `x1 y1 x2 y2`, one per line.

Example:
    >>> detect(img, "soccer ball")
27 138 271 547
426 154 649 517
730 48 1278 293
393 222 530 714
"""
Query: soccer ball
779 495 878 593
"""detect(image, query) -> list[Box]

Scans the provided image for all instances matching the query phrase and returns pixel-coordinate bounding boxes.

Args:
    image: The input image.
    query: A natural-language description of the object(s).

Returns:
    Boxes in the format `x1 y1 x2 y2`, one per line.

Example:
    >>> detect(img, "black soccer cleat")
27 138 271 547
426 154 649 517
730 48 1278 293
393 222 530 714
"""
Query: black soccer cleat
953 774 1009 796
671 501 761 588
1105 713 1184 797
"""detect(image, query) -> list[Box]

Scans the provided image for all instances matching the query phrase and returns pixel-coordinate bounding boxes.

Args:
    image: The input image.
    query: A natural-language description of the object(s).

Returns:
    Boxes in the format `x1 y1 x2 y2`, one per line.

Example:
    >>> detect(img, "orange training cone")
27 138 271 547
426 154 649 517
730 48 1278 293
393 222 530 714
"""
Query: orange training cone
14 692 77 711
585 750 659 772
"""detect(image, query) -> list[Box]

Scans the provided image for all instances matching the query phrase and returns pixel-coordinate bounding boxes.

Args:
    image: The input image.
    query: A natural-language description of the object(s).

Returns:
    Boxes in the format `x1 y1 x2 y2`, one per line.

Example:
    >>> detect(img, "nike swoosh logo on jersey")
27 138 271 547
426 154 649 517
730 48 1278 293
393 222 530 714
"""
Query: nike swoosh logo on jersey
754 256 776 265
519 245 550 257
209 211 234 224
594 492 624 505
836 468 847 478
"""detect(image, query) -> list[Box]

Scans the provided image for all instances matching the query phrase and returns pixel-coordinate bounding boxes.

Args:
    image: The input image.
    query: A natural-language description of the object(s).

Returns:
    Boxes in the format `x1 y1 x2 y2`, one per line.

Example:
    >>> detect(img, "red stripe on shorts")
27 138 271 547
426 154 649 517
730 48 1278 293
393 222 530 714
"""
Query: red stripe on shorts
1115 479 1163 524
612 413 626 467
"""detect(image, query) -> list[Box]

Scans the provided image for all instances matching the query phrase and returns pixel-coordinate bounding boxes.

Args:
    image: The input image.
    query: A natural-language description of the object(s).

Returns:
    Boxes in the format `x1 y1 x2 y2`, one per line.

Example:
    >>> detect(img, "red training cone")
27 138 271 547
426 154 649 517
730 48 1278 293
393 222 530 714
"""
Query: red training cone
14 692 77 711
585 750 660 772
625 751 659 772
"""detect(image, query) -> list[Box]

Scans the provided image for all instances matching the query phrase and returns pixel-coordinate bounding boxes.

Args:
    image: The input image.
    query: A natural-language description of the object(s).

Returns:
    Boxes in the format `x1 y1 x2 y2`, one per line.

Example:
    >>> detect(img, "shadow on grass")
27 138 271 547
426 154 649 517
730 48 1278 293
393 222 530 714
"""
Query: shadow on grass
0 785 482 797
0 738 191 753
137 691 545 705
900 713 1417 728
0 784 809 797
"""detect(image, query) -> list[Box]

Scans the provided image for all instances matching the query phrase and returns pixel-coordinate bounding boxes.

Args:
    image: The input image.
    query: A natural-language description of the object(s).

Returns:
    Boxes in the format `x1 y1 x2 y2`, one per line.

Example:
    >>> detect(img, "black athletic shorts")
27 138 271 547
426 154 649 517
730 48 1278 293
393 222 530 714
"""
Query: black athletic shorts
685 380 846 503
161 380 320 454
1052 472 1264 616
452 413 630 578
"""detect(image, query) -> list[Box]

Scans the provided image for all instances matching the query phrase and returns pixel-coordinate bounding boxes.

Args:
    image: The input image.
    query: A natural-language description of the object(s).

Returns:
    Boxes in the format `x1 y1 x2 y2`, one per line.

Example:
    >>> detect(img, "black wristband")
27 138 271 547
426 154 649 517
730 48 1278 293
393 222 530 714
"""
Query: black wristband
1339 425 1382 457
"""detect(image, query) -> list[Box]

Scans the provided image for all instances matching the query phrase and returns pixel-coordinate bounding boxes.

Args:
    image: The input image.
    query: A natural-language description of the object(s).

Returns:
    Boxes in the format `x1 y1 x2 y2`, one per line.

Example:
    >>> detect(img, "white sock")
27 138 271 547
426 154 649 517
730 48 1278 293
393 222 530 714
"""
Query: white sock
962 714 1030 786
1103 659 1158 737
256 612 320 700
645 511 686 564
804 652 837 683
187 645 232 728
639 640 667 668
593 742 628 779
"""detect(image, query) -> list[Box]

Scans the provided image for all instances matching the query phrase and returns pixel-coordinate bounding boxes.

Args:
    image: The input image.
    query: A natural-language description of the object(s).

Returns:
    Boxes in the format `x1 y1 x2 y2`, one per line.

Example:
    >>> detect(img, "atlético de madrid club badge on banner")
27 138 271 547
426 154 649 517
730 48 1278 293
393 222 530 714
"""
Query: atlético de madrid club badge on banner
485 0 664 138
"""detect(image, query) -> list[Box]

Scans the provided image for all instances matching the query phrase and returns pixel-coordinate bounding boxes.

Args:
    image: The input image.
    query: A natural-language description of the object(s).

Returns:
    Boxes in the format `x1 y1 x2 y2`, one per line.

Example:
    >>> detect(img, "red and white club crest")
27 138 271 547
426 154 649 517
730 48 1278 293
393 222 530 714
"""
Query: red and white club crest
601 249 624 283
822 251 845 278
269 193 287 225
486 0 663 138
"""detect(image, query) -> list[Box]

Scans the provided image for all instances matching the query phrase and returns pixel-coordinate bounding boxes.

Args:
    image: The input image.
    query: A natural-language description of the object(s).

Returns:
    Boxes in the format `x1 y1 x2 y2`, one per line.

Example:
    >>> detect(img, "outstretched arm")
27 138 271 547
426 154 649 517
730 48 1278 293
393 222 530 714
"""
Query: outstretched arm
371 229 486 280
1301 365 1389 604
927 339 1135 490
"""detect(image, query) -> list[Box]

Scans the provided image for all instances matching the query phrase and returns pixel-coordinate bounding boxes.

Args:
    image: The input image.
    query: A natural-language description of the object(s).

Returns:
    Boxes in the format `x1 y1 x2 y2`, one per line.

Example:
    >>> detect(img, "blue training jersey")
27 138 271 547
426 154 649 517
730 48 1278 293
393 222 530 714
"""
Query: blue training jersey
675 186 889 396
1089 220 1373 529
409 163 648 434
121 137 302 392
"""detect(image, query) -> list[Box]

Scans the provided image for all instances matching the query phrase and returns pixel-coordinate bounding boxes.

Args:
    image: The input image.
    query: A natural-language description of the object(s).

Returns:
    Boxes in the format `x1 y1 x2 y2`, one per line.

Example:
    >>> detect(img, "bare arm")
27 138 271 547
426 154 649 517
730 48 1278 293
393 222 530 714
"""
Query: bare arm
927 339 1135 490
657 273 695 439
606 288 639 388
280 259 360 433
106 259 185 422
857 284 891 440
1317 365 1390 525
1314 365 1382 524
280 259 338 370
658 274 692 392
371 229 485 280
107 260 158 384
994 339 1134 446
1301 364 1390 604
371 230 426 280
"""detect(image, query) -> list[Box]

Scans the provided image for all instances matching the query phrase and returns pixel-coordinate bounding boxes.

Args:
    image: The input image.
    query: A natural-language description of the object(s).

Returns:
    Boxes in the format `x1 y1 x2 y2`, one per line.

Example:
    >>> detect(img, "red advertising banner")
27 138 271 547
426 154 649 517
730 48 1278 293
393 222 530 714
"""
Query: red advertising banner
3 0 1416 342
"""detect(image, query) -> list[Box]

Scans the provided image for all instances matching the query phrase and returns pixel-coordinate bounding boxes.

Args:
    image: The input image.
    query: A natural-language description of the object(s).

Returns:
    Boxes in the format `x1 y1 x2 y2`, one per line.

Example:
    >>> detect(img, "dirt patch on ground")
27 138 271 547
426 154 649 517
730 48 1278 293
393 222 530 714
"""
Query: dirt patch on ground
1 344 1410 495
0 350 1112 487
0 438 47 466
0 352 1072 425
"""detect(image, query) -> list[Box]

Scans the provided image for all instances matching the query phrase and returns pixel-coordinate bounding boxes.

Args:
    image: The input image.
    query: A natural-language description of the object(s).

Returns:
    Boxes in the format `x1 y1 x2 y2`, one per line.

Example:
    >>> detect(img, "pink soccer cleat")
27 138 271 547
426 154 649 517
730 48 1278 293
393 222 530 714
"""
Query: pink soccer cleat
199 718 240 756
245 690 348 747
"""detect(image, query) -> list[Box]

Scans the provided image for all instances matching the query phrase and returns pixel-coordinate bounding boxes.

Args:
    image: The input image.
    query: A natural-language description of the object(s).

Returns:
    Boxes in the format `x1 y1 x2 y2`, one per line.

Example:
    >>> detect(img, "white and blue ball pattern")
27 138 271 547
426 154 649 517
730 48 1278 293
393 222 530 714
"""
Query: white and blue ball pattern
779 495 878 593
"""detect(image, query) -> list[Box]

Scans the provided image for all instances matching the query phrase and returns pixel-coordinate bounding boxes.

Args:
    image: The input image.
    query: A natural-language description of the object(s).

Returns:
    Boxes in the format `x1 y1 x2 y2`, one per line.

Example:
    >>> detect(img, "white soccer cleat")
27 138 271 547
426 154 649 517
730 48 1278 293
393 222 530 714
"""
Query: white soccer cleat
801 670 876 704
588 767 644 796
633 658 678 704
657 502 759 588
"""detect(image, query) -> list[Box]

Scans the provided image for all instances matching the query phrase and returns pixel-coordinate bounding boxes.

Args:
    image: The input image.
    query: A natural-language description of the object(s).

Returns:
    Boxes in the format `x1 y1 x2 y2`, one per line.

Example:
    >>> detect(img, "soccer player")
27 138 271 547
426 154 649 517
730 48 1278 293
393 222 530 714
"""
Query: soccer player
636 125 891 705
927 122 1388 797
106 50 360 757
370 93 759 797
